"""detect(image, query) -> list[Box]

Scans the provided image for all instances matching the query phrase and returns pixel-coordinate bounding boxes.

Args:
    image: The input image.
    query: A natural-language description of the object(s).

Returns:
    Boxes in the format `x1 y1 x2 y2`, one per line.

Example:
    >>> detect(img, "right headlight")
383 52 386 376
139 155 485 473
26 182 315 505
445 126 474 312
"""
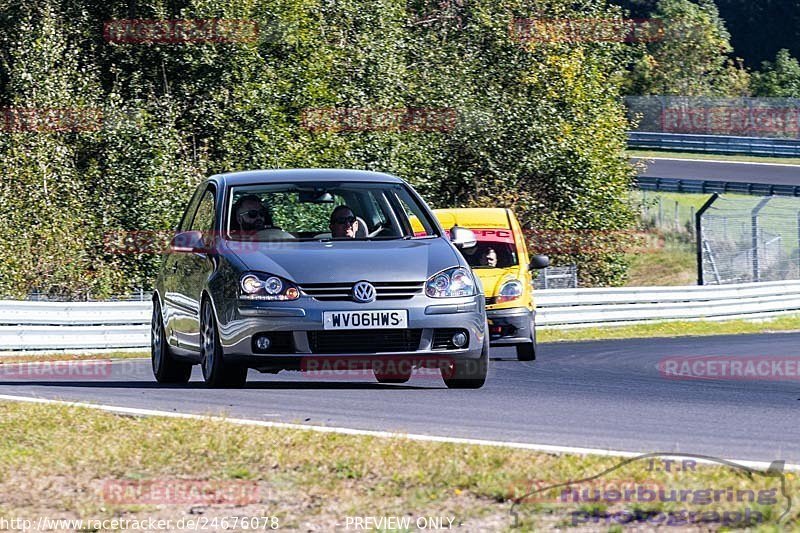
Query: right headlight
425 267 475 298
239 272 300 301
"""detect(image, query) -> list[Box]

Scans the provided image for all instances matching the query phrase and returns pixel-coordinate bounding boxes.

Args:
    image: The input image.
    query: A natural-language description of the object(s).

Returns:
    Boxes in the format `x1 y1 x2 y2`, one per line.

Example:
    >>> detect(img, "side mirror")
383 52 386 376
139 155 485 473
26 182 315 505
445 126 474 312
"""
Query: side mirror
170 230 209 254
450 226 477 249
529 254 550 270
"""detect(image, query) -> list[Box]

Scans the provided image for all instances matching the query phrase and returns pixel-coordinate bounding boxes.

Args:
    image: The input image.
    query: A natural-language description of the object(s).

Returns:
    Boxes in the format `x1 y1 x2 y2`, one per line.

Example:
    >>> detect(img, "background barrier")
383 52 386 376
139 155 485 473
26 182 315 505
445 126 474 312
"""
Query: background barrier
3 280 800 349
628 131 800 157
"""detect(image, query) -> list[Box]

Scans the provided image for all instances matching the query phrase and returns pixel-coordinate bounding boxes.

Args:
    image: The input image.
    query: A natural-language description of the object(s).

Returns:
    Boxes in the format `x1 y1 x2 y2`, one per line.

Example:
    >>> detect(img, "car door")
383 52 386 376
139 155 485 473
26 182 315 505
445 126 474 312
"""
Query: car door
162 184 204 349
171 185 217 351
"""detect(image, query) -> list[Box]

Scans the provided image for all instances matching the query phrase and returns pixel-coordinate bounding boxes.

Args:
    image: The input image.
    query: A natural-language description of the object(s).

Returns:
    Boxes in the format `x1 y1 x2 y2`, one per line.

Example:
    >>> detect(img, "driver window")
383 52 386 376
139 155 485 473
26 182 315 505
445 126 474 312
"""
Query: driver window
190 189 215 232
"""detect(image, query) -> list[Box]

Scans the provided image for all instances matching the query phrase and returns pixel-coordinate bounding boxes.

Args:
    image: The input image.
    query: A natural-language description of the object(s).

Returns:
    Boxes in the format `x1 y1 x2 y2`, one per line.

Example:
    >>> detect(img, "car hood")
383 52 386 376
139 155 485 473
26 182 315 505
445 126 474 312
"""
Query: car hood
224 238 461 283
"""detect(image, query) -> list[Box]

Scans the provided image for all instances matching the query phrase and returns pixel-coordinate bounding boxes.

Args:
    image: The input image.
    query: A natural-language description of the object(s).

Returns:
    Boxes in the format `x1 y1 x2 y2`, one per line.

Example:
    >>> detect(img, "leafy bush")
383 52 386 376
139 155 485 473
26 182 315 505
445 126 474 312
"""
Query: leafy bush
0 0 637 295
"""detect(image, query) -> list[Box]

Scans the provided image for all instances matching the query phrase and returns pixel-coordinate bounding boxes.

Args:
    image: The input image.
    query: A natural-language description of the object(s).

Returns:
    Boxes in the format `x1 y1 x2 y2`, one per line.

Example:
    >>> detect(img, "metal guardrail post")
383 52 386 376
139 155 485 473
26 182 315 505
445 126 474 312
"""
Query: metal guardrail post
751 197 772 283
696 193 719 285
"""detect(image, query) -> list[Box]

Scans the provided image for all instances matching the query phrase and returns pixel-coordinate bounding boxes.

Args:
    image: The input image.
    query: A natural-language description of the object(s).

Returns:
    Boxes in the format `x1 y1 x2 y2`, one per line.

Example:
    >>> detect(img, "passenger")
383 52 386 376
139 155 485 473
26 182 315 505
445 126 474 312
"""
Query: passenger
479 247 498 267
329 205 359 239
232 195 273 232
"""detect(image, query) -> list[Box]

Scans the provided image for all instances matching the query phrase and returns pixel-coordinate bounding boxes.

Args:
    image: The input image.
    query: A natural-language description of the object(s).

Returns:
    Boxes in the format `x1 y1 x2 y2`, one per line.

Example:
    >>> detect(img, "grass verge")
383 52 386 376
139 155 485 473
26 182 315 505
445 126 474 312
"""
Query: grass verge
628 149 800 166
0 351 148 364
0 401 795 530
540 314 800 343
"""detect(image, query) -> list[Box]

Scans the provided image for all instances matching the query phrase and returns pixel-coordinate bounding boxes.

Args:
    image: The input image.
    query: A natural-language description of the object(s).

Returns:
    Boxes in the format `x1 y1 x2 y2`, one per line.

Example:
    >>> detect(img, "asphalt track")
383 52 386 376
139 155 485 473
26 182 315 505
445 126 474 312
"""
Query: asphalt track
1 333 798 464
632 157 800 186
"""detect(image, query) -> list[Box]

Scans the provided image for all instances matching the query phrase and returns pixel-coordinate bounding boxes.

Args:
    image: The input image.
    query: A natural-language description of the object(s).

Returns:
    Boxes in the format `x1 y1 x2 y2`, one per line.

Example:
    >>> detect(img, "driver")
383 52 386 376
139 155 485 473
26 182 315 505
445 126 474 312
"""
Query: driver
479 247 498 267
329 205 359 239
232 195 273 232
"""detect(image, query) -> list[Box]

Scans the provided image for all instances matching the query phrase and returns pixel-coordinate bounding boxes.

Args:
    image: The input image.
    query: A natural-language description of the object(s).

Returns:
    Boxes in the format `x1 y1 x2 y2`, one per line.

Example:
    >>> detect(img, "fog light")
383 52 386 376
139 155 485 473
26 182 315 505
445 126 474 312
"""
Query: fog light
255 335 271 351
452 331 468 348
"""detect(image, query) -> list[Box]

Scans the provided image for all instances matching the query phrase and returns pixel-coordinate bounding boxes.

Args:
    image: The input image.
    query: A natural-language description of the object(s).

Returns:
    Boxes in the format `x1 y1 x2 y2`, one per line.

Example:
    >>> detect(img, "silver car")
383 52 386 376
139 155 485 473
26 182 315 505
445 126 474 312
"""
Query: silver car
152 169 488 388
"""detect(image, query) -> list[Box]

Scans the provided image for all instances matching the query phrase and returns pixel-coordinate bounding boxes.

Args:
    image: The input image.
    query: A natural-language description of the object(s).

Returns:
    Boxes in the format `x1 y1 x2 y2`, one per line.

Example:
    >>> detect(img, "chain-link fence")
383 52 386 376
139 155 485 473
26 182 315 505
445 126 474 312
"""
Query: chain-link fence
626 96 800 139
699 195 800 284
533 265 578 289
635 190 697 235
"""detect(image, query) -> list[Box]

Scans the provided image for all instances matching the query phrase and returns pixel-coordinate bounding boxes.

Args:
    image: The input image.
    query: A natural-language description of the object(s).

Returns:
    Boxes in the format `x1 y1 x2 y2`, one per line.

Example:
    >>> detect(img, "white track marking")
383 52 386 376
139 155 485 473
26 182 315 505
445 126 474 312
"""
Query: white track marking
630 156 800 168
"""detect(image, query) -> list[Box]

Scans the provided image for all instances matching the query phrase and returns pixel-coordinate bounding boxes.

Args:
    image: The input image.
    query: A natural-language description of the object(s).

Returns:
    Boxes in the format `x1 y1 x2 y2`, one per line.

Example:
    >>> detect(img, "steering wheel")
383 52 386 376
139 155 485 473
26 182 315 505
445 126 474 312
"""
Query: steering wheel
367 223 385 238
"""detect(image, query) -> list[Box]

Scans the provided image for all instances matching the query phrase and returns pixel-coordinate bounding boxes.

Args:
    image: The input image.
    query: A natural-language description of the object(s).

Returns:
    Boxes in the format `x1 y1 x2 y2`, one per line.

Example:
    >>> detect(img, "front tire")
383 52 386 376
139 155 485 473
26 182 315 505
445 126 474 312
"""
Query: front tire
151 299 192 384
200 298 247 388
443 327 489 389
516 314 537 362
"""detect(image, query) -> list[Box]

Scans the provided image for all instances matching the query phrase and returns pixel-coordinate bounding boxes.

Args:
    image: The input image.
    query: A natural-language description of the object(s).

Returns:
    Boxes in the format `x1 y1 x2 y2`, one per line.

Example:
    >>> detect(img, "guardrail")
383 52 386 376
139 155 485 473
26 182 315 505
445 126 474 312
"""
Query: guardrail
2 280 799 349
636 176 800 197
535 279 800 328
628 131 800 157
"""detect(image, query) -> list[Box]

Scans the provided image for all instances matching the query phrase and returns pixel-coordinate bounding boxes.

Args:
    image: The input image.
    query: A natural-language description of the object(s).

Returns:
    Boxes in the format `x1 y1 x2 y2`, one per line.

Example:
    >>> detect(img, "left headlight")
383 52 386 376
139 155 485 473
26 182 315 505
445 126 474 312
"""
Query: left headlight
425 267 475 298
239 272 300 301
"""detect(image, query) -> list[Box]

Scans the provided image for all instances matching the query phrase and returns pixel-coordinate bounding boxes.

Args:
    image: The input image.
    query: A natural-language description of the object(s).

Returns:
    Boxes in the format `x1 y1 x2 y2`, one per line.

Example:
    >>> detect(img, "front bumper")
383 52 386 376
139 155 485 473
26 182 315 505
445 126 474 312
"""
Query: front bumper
486 306 533 345
218 294 486 363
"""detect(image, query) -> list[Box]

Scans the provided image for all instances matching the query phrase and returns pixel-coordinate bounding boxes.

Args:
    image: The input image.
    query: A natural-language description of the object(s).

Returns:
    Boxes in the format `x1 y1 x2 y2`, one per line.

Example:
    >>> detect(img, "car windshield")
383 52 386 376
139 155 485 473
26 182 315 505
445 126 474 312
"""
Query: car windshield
226 181 439 241
460 229 519 268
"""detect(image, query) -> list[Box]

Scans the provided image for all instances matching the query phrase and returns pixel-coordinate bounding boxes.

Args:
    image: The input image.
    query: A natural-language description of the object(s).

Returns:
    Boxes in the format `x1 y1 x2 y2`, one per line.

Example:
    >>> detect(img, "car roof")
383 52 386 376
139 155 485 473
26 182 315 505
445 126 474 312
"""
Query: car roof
211 169 406 187
433 208 512 229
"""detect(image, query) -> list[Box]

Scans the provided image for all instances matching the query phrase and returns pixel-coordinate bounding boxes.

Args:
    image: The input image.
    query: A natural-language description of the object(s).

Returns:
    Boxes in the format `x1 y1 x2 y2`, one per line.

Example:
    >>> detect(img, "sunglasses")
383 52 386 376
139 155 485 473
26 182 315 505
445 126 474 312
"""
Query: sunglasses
332 215 357 225
239 209 268 219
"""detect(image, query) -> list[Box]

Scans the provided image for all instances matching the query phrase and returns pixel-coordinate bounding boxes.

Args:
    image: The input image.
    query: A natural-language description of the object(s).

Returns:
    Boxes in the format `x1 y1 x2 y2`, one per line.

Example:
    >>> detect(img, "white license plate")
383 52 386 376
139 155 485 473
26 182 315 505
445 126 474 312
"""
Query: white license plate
323 310 408 330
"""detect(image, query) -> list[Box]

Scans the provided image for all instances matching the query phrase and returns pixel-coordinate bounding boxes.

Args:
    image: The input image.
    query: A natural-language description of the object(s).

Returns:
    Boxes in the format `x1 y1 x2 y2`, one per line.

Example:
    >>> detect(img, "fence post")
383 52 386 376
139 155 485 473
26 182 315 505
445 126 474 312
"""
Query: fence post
696 193 719 285
658 196 663 227
751 197 772 283
674 200 679 231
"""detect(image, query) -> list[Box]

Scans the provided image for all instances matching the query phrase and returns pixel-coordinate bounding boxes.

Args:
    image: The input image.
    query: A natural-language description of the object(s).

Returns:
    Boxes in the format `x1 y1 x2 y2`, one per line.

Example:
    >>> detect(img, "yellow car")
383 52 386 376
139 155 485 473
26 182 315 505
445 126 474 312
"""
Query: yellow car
433 208 549 361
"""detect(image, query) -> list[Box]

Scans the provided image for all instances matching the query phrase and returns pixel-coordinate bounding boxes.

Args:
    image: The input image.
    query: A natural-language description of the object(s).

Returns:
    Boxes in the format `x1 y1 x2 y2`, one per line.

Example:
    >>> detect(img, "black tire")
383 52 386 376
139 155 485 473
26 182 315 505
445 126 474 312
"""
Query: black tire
151 299 192 384
442 328 489 389
516 314 537 362
200 298 248 388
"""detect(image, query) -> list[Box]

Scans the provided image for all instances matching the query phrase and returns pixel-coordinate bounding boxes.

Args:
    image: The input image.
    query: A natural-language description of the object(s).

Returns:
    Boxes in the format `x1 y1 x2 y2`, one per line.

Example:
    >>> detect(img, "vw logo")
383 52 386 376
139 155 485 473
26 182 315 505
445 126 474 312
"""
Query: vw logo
352 281 376 303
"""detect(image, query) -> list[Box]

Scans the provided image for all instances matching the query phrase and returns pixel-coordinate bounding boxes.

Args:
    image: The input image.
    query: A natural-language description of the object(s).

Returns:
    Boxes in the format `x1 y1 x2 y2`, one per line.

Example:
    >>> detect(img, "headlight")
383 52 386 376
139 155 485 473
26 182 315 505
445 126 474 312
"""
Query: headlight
496 280 523 304
239 273 299 301
425 267 475 298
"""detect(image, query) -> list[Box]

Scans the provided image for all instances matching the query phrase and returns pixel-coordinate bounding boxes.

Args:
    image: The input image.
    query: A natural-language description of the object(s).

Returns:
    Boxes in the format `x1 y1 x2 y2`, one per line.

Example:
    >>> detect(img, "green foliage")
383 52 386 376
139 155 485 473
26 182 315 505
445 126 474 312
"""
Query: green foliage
751 49 800 97
624 0 749 97
0 0 638 295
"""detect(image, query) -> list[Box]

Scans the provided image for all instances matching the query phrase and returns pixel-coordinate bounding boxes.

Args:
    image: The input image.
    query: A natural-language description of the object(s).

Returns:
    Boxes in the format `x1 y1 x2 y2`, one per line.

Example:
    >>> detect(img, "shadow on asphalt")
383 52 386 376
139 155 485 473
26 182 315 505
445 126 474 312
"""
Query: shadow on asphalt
0 380 441 390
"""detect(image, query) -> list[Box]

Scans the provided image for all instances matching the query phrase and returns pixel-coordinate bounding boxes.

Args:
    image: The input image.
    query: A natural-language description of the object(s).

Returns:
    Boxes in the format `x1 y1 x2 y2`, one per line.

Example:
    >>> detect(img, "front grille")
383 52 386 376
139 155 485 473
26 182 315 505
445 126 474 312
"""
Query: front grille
299 281 425 301
308 329 422 354
432 328 469 350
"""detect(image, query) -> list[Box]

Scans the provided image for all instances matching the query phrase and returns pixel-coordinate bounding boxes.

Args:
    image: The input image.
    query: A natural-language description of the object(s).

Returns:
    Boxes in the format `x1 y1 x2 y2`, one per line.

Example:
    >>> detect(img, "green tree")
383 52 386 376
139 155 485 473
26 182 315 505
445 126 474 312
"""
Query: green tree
751 49 800 97
626 0 749 96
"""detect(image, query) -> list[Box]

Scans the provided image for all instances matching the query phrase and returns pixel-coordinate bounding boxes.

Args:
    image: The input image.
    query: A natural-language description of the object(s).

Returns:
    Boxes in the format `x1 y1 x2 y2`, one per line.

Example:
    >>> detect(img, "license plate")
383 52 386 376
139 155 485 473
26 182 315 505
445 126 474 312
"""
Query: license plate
323 310 408 330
